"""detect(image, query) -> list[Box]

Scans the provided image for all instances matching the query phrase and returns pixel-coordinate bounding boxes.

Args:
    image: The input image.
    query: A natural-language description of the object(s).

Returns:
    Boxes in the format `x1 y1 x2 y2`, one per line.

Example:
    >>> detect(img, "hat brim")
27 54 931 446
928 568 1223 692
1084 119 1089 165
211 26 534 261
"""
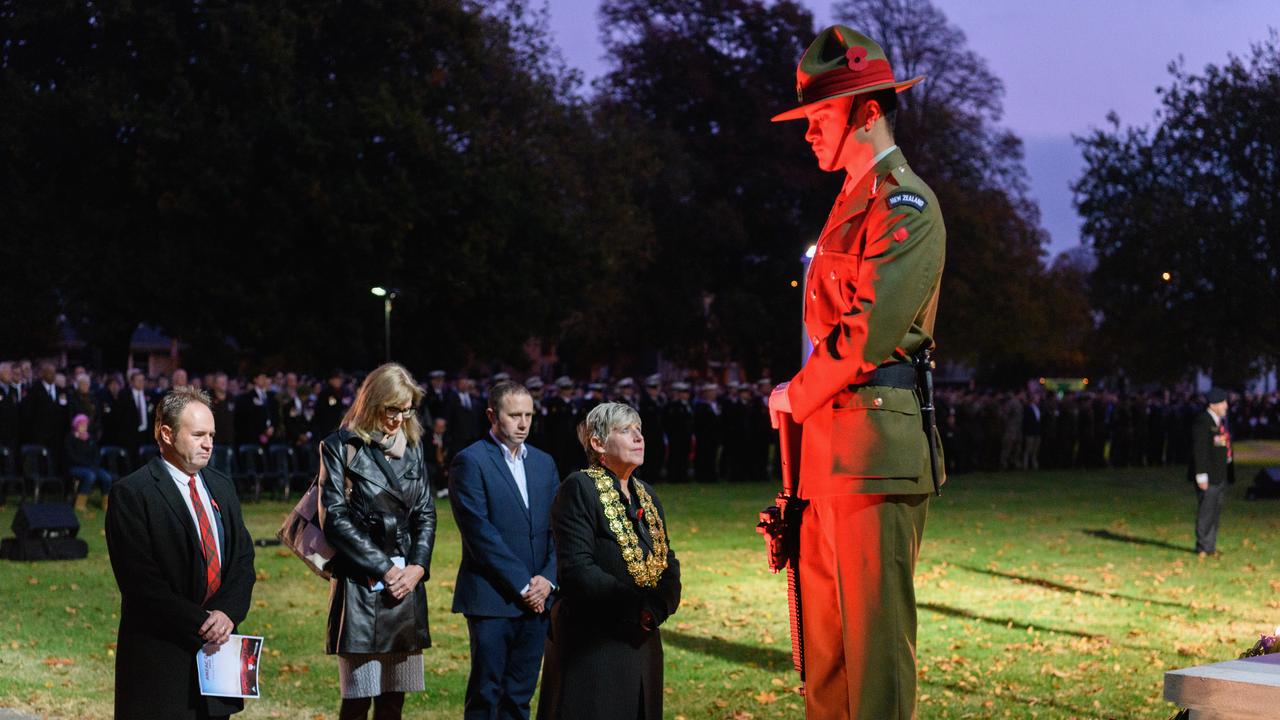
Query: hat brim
770 75 924 122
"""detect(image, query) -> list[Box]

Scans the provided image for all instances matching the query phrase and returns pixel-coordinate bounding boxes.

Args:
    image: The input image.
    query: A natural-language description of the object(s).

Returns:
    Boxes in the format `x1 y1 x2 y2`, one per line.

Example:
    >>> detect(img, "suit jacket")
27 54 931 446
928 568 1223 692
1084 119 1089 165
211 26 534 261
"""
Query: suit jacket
105 458 256 720
449 434 559 617
1189 411 1230 486
0 383 18 450
786 147 946 496
234 389 278 445
20 382 67 447
446 392 485 455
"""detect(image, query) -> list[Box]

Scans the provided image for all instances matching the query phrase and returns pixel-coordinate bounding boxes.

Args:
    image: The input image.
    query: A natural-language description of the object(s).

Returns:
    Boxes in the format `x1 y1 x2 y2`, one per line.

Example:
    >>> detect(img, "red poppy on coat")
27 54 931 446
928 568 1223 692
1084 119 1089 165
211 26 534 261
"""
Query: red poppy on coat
846 46 869 72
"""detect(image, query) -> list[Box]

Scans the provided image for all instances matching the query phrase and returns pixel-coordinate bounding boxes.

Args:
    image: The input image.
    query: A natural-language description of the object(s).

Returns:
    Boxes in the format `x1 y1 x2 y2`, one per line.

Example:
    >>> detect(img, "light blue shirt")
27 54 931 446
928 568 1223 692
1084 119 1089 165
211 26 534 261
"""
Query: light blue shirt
490 430 529 508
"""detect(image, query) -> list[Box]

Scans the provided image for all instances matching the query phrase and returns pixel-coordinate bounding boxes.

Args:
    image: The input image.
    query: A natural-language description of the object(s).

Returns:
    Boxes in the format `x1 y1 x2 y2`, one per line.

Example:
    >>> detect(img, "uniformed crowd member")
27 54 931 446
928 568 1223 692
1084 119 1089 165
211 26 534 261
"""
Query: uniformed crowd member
693 383 723 482
768 25 945 719
424 369 453 422
664 382 694 482
639 374 667 480
544 376 584 477
526 375 547 450
312 369 349 439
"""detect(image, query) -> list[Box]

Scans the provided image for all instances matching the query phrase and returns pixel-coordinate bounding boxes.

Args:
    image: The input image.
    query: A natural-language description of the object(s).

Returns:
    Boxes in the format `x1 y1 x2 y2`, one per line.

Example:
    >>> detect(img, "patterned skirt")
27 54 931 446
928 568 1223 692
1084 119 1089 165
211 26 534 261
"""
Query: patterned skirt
337 651 425 698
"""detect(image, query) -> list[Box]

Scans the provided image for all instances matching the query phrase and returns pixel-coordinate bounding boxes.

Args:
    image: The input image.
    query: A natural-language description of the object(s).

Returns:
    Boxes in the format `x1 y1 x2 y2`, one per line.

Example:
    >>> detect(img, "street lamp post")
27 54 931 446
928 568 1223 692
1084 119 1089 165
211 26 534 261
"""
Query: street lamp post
371 286 400 362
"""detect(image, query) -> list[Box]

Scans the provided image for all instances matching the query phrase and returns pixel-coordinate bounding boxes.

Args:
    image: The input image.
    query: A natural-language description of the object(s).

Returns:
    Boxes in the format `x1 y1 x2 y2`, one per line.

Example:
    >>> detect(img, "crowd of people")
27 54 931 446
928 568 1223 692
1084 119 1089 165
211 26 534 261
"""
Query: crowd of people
2 358 1275 509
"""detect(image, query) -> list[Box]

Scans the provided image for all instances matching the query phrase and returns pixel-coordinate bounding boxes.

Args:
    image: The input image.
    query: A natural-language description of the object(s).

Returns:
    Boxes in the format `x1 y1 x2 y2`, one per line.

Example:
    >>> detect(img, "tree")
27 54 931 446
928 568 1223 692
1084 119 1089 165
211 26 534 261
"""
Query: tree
1073 33 1280 386
834 0 1088 383
596 0 828 378
0 0 651 373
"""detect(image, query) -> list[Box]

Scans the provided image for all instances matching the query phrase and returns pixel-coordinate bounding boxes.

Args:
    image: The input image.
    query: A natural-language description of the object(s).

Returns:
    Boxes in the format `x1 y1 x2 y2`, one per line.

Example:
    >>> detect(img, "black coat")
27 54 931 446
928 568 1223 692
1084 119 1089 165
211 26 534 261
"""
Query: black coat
1188 411 1230 486
0 383 18 451
537 468 681 720
235 389 278 446
320 429 436 654
105 458 256 720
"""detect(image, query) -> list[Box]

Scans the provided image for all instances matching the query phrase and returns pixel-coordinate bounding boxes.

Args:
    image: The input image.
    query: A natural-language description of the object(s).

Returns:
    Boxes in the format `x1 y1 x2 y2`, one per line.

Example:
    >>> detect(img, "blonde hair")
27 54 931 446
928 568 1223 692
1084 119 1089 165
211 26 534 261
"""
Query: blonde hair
341 363 425 445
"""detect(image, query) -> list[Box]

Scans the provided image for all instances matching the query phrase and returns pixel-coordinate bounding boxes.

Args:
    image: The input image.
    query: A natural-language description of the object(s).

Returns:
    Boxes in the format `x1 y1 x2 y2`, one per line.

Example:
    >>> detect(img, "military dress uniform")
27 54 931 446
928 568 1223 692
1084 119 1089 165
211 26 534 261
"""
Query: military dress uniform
774 26 945 720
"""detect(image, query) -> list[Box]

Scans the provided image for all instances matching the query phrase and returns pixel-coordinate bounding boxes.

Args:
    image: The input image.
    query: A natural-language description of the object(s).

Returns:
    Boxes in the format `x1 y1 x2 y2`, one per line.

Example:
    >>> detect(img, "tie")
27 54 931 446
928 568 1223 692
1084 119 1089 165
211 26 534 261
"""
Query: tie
187 475 222 602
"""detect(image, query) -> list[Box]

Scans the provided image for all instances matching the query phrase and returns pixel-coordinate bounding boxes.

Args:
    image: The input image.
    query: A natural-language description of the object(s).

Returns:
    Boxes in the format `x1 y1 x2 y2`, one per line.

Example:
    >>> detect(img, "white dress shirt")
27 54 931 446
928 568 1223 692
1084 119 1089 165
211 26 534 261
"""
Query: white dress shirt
491 430 529 508
133 389 148 432
161 457 222 561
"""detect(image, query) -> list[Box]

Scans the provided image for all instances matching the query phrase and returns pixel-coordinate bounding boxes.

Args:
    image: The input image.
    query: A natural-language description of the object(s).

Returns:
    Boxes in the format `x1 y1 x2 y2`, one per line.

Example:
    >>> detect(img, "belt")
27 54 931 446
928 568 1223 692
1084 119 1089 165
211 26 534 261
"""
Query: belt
847 363 916 391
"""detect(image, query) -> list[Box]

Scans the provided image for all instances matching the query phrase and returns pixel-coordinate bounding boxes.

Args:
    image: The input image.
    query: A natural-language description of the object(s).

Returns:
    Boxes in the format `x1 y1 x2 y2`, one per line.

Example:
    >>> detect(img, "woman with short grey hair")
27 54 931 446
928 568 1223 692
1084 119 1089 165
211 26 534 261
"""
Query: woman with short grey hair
537 403 681 720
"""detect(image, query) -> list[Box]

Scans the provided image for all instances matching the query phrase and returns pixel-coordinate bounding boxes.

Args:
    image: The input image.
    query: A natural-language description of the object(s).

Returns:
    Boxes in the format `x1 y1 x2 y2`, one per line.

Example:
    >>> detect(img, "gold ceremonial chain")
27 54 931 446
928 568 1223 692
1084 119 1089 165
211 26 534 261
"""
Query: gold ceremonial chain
585 466 669 588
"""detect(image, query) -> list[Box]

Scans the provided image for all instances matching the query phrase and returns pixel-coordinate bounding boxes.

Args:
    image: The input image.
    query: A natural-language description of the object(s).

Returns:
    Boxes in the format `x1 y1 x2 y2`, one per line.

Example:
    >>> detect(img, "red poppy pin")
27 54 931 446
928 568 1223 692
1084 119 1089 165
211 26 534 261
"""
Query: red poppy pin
846 46 869 73
637 506 645 520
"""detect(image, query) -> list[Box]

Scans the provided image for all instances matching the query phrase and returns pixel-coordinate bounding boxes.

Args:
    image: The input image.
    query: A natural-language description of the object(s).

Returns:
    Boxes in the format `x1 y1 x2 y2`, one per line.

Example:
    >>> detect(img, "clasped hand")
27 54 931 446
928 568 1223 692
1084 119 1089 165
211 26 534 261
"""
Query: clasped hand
383 563 426 601
521 575 554 613
768 382 792 429
200 609 233 647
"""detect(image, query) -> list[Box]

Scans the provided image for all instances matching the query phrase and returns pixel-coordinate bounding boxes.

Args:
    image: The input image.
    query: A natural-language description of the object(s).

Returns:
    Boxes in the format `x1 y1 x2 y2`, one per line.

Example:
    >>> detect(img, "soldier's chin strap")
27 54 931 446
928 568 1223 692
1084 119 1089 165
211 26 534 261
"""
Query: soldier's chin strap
828 102 858 172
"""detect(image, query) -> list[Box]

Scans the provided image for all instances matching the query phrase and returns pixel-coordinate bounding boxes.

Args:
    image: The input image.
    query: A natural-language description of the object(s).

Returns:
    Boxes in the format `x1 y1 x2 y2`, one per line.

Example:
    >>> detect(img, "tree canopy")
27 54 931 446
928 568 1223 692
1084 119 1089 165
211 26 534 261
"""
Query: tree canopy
1073 32 1280 386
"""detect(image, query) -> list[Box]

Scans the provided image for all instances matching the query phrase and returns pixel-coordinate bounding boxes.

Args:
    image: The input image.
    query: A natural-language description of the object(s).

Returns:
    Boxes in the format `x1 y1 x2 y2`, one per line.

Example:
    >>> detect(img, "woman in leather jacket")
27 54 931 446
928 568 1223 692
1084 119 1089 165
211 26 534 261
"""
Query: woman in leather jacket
320 363 436 720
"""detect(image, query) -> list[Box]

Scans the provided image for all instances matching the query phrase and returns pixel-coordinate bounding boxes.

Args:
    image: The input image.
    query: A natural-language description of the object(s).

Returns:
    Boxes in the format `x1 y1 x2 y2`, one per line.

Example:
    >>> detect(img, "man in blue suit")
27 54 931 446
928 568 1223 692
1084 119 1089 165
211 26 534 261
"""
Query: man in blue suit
449 380 560 720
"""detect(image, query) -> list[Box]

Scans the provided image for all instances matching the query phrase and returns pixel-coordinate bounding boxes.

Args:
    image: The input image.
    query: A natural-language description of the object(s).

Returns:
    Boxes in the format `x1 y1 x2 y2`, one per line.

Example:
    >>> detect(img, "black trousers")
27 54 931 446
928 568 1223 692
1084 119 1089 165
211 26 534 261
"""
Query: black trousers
1195 483 1225 553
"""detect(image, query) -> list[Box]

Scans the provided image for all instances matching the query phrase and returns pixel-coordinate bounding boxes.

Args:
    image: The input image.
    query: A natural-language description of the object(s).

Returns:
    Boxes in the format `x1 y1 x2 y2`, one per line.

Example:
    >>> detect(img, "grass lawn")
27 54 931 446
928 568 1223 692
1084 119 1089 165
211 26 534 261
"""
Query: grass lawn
2 457 1278 719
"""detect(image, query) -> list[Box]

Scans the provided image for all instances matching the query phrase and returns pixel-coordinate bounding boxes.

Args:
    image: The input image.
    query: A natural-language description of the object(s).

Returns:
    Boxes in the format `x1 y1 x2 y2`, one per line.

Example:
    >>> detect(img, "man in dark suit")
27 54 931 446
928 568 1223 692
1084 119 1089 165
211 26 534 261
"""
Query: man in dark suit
0 361 19 458
234 372 277 447
447 376 485 457
448 381 559 720
106 387 256 719
310 370 347 439
21 361 69 471
1190 387 1232 558
120 370 155 466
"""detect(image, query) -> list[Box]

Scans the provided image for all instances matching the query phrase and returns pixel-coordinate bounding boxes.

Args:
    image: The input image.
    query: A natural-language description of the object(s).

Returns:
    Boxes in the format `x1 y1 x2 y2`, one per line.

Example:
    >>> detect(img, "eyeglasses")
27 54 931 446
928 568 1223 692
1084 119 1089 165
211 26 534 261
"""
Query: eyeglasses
384 405 416 420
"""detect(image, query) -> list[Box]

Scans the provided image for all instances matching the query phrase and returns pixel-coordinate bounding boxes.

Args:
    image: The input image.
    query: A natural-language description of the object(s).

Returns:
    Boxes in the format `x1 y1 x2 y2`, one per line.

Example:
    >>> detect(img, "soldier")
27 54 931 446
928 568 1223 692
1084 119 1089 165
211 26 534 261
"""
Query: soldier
526 375 547 450
663 382 694 483
768 26 945 719
423 370 452 423
639 374 667 481
543 376 583 477
311 370 347 439
693 383 723 482
614 377 639 409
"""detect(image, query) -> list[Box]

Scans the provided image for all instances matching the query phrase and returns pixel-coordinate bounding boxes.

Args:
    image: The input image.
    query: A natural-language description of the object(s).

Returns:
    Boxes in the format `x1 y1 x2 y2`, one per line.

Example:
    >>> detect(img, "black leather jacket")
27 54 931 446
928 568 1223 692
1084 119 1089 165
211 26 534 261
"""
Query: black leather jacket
320 429 436 654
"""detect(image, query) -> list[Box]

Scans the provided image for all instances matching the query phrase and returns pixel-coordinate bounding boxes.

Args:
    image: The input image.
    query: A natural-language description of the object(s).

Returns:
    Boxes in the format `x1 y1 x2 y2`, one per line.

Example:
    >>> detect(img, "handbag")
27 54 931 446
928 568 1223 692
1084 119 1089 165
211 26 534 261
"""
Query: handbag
277 440 356 580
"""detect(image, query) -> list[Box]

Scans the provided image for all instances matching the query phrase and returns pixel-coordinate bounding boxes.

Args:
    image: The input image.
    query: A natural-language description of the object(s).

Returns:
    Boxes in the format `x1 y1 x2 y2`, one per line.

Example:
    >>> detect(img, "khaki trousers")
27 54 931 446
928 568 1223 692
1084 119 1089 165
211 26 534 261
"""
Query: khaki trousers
799 493 929 720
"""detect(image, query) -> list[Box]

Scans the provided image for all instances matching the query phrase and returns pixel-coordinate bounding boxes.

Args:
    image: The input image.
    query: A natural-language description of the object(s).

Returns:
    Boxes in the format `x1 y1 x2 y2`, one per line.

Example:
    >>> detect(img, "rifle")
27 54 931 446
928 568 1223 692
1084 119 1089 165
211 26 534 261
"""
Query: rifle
913 347 943 496
756 406 807 684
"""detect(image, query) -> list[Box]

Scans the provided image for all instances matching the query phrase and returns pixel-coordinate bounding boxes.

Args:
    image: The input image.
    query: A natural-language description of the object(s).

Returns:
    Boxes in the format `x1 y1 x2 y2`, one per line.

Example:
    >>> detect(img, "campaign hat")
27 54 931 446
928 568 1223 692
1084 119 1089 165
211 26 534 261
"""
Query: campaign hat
772 25 923 122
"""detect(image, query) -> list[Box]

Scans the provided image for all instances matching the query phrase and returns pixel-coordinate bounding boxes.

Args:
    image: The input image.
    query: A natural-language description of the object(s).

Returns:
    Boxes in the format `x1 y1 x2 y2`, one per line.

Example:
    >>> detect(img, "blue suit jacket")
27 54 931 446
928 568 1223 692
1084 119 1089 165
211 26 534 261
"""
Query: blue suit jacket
449 433 560 617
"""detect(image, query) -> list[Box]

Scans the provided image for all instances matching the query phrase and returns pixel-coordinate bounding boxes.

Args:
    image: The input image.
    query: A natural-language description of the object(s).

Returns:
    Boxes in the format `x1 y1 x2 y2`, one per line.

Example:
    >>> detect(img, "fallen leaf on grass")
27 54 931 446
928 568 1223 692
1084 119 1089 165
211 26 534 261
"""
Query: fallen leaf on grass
753 691 777 704
42 657 75 667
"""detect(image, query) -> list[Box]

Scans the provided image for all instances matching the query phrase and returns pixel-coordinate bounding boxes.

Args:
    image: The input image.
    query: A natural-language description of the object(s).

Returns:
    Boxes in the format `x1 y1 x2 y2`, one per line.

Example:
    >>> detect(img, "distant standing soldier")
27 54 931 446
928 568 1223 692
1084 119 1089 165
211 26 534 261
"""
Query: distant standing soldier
663 382 694 482
639 375 667 481
543 377 583 477
767 25 945 719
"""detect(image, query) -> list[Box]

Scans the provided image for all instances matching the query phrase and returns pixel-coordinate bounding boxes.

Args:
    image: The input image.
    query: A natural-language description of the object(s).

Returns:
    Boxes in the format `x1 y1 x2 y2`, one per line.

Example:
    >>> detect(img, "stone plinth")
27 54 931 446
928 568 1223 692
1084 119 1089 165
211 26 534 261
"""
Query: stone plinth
1164 652 1280 720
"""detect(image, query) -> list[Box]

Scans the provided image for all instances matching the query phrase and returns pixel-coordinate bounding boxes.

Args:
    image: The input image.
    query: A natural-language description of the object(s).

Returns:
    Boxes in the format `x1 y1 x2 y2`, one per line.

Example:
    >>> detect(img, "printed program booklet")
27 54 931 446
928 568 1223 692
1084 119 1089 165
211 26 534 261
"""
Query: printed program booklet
197 634 263 698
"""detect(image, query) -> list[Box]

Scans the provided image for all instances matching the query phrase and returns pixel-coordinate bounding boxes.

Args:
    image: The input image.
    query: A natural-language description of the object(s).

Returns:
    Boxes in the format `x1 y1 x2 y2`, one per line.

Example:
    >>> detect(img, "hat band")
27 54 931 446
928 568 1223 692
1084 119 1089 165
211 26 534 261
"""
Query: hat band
800 59 896 104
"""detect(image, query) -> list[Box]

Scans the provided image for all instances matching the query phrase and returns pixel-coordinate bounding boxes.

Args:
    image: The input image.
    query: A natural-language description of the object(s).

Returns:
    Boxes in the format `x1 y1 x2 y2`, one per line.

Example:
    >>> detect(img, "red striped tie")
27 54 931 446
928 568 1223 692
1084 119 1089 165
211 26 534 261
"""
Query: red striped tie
187 475 222 602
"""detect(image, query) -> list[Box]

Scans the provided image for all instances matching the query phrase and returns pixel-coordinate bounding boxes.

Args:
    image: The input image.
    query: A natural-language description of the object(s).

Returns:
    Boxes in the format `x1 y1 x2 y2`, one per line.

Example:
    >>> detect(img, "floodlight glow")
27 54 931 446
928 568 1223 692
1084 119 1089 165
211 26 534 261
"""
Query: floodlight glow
371 286 387 297
804 244 817 259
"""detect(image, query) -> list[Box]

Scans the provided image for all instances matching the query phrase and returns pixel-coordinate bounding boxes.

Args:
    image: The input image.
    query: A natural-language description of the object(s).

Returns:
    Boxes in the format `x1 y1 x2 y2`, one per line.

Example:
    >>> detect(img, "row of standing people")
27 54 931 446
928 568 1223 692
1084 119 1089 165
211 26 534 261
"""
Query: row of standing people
104 366 681 720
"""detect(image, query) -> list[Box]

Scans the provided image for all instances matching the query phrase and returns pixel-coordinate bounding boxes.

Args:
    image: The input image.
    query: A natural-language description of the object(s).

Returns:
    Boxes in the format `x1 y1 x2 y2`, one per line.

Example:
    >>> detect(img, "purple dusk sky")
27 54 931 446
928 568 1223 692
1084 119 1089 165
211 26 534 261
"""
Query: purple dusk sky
544 0 1280 259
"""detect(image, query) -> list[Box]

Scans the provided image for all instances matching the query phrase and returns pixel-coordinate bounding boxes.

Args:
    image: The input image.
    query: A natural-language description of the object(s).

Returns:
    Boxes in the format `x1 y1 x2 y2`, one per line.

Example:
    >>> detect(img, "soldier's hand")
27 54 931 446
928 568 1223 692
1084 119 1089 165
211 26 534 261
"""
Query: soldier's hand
768 383 792 429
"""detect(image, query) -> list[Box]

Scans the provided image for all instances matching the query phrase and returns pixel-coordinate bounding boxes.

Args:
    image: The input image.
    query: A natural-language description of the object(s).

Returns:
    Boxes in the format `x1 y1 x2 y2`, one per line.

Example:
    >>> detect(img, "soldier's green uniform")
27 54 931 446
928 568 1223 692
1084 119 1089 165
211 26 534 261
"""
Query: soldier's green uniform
773 26 946 720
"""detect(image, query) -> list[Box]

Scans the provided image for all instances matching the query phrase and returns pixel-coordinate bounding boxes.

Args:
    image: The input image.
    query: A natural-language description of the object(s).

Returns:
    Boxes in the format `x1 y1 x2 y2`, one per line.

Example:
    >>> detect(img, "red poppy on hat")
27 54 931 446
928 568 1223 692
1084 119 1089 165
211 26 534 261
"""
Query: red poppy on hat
772 25 923 122
846 46 869 73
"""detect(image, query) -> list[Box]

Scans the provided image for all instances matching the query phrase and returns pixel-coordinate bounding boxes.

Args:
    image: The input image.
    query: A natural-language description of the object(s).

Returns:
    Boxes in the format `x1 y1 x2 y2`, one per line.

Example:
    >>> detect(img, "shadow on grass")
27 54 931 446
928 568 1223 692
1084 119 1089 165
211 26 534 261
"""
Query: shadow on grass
662 630 794 672
1083 528 1193 554
918 602 1102 639
921 677 1100 717
953 563 1188 609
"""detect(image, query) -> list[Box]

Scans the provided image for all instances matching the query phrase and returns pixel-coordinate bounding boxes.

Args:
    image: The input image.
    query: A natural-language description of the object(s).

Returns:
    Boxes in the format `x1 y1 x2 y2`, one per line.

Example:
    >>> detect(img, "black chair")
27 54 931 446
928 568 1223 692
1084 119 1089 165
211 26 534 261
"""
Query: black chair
0 445 20 504
137 445 161 470
20 444 64 503
236 444 265 502
265 444 293 500
99 445 130 479
209 445 235 476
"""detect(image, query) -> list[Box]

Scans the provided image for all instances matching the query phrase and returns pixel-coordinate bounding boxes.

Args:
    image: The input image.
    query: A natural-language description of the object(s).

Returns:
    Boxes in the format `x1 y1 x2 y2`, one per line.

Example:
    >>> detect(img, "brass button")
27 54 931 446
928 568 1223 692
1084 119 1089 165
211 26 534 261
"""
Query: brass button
873 397 883 407
829 270 836 280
